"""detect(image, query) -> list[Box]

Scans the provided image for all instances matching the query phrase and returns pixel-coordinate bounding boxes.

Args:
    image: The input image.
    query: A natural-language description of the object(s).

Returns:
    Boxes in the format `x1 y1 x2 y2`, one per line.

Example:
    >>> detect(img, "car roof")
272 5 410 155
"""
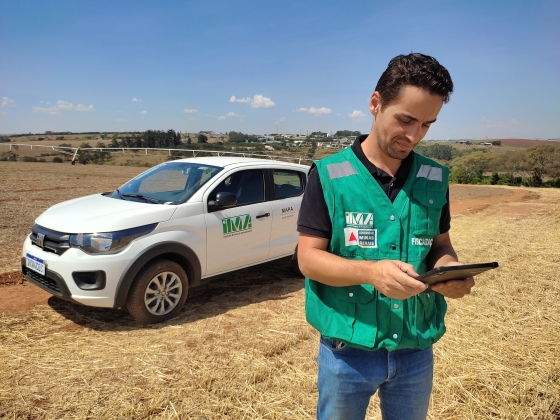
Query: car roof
168 156 310 170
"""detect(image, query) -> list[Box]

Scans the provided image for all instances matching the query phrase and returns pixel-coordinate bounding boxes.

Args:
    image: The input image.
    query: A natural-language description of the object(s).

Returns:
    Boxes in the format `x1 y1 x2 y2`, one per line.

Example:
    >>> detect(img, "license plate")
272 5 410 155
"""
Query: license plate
26 253 46 276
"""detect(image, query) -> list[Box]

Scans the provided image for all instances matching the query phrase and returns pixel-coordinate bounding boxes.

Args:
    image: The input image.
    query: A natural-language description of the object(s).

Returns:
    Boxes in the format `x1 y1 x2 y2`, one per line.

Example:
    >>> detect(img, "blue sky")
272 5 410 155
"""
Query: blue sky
1 0 559 139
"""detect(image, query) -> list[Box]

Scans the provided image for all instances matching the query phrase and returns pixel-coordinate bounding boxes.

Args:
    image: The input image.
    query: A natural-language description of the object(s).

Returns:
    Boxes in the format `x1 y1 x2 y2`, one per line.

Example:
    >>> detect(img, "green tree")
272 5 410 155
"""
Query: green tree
334 130 361 138
198 134 208 144
417 143 454 161
524 145 560 182
307 140 317 158
451 151 493 183
228 131 258 143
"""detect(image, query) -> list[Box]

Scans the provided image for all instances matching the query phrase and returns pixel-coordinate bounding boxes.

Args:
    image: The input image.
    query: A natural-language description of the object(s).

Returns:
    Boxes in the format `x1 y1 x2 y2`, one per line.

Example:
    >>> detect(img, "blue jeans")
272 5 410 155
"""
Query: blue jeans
316 336 433 420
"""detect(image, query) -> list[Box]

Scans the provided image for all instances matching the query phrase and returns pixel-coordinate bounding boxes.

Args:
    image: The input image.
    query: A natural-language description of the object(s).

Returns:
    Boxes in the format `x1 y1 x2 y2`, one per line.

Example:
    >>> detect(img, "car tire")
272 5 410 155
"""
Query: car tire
126 259 189 324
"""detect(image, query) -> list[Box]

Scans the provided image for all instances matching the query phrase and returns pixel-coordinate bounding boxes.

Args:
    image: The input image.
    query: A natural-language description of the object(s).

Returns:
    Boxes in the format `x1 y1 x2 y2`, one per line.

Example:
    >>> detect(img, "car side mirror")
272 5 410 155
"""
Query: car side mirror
208 192 237 211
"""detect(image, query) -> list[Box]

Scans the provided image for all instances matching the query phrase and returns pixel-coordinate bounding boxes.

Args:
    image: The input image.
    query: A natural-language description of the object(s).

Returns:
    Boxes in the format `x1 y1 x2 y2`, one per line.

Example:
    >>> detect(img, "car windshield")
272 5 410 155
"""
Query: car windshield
113 161 223 204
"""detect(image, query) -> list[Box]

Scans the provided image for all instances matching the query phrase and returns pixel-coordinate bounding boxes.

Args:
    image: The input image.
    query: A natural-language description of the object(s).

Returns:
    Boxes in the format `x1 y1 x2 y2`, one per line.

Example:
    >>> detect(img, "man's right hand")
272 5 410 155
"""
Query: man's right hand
369 260 427 299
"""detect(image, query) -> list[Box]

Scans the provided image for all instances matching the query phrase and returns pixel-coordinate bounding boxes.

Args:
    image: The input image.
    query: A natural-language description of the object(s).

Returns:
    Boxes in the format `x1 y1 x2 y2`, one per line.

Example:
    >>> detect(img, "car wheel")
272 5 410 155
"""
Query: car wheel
126 259 189 324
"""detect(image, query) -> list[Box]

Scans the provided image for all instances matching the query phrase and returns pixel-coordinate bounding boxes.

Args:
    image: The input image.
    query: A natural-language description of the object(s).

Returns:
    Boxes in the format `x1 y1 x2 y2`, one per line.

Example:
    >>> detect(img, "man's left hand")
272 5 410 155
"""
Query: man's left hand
430 262 475 299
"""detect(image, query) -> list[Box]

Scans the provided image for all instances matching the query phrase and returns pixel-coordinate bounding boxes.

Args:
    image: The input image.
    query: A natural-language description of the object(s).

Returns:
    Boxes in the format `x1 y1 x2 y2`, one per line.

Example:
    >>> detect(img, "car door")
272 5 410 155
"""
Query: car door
204 168 272 275
268 168 306 258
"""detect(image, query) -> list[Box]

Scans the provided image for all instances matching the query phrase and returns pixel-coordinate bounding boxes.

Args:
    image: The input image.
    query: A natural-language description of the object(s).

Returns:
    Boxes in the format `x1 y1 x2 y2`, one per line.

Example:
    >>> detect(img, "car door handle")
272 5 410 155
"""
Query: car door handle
256 213 270 219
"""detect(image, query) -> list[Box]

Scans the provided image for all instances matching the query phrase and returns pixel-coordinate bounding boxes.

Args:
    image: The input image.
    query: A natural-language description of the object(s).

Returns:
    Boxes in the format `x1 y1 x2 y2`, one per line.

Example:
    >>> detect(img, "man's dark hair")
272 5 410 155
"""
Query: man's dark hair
375 53 453 106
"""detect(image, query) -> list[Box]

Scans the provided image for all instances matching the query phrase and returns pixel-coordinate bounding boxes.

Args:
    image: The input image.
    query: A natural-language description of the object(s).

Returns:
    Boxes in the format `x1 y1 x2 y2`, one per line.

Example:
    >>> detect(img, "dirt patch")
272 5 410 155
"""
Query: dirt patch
498 138 560 148
0 282 51 312
0 271 25 286
449 185 539 216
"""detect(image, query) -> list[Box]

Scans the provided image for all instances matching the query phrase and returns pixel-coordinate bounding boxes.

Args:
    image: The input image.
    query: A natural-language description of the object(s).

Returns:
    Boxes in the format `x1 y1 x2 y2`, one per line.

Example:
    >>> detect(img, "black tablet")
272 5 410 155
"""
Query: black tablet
417 262 499 286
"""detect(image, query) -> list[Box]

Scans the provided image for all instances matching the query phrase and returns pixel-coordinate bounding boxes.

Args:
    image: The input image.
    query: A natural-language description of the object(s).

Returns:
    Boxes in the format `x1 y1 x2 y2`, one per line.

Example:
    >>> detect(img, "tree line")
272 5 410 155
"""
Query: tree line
416 144 560 187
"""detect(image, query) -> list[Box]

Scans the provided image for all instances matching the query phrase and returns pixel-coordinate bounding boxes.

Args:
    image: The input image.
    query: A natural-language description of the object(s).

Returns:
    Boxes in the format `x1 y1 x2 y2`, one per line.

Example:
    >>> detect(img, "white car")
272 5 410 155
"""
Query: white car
21 157 309 323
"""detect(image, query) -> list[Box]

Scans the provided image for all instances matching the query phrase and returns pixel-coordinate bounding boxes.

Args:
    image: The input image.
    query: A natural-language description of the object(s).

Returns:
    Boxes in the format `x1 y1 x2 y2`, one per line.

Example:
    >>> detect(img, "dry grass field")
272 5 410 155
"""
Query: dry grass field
1 161 559 419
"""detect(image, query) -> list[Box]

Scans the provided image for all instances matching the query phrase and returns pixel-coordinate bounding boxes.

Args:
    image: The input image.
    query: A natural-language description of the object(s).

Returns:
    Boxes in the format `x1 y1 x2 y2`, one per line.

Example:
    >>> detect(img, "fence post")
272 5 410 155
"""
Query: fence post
145 149 147 155
71 148 80 164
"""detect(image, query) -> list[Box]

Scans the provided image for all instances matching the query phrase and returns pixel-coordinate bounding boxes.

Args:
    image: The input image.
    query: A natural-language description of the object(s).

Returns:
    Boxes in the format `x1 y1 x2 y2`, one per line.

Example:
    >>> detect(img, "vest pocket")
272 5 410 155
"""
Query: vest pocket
411 189 446 236
325 284 378 347
410 293 447 346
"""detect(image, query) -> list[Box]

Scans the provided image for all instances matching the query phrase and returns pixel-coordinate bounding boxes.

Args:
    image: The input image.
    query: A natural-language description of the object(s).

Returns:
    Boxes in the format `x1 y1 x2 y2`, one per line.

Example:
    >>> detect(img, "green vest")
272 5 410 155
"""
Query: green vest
305 148 449 351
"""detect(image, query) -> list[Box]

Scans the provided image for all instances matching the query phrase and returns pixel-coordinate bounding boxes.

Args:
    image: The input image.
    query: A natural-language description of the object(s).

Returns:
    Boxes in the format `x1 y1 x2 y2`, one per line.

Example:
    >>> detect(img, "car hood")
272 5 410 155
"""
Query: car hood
35 194 177 233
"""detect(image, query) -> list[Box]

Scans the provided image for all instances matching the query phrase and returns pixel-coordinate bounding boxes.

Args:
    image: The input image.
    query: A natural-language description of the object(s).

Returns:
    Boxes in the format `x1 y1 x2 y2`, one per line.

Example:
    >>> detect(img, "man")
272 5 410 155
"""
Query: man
297 53 475 420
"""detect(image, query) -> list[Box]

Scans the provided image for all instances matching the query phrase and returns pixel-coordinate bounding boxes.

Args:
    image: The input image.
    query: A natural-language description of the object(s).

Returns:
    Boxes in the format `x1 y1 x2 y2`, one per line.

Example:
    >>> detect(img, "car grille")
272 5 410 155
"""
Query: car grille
23 267 62 295
30 224 71 255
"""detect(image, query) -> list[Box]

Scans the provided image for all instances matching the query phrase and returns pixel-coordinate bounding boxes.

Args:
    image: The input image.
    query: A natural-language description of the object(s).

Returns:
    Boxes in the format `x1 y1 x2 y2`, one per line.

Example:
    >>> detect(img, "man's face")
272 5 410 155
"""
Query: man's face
370 85 444 160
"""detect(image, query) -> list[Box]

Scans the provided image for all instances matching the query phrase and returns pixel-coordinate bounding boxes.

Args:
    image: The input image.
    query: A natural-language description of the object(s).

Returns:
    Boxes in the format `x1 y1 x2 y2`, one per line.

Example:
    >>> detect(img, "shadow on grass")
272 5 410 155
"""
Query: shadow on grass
47 259 304 331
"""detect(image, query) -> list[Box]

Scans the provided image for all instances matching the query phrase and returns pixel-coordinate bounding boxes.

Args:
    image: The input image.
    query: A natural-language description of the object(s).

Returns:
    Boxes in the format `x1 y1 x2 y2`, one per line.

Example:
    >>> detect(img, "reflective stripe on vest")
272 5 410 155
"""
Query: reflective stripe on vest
327 161 357 179
416 164 443 182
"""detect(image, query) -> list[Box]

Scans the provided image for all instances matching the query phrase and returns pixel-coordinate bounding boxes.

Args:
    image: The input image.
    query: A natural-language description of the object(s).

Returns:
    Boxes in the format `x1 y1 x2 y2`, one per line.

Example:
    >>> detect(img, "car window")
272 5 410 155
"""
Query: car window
117 162 222 204
273 170 304 199
209 169 265 207
139 169 188 194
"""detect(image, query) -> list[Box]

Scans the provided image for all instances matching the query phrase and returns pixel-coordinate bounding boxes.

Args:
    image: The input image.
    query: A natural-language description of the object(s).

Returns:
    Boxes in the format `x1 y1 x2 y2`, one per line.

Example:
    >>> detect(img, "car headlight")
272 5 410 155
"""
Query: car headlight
70 223 157 255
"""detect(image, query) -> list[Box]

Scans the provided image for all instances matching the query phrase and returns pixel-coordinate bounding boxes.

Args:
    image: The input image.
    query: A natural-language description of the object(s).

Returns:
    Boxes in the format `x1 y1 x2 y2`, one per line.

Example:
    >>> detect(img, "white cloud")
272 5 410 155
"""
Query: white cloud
348 110 366 121
295 107 332 116
183 108 198 114
230 94 276 109
33 100 96 115
277 117 287 123
132 97 142 102
139 110 148 115
2 97 15 107
251 94 276 109
33 106 59 115
76 104 95 111
230 95 251 104
219 111 242 120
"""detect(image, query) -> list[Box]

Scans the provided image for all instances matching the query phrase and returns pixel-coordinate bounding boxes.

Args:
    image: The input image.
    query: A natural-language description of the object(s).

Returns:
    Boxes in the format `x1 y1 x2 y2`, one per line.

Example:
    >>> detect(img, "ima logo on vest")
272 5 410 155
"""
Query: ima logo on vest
345 212 374 228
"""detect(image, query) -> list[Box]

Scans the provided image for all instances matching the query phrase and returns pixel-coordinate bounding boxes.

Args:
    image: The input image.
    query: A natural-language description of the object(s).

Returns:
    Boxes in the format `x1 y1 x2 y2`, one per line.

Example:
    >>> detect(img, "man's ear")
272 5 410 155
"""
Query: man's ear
370 91 382 116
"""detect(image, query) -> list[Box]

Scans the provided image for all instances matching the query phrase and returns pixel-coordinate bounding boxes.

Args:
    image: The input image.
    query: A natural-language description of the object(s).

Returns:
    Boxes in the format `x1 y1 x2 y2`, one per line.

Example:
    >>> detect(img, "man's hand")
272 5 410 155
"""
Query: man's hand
430 261 475 299
370 260 428 300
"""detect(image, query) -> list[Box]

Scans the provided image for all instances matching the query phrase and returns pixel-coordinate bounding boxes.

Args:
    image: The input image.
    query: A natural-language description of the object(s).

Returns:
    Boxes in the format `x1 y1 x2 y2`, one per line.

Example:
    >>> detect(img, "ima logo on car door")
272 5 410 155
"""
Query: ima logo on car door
222 214 253 237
